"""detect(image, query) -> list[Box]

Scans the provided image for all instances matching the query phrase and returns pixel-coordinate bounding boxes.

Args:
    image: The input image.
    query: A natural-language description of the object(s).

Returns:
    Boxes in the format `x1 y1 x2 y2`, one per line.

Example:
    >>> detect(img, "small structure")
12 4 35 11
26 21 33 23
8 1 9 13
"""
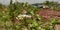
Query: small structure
32 3 49 8
16 14 32 19
16 8 32 20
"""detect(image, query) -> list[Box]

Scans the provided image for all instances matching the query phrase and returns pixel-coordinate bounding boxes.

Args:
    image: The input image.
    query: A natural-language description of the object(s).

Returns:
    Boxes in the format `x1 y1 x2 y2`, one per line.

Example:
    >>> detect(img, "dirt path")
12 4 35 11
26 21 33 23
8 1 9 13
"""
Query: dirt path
39 8 60 20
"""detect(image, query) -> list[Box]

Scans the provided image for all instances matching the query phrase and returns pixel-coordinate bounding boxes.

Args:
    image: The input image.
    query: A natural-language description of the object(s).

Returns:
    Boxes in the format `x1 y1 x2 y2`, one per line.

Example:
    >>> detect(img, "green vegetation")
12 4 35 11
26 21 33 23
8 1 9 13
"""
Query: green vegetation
0 0 60 30
44 1 60 10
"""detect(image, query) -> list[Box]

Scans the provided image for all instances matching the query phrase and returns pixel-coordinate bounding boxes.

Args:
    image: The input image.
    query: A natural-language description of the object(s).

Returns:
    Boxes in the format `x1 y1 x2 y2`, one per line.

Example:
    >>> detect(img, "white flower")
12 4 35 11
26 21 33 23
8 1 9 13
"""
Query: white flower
18 14 31 18
16 14 32 19
12 0 16 4
41 29 45 30
21 27 28 30
29 24 33 27
38 26 41 29
49 26 53 28
3 16 5 17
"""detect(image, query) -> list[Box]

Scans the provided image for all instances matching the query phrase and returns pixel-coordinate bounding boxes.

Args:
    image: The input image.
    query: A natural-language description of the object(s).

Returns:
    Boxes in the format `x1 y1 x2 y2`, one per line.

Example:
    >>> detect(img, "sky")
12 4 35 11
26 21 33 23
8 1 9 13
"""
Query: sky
0 0 60 5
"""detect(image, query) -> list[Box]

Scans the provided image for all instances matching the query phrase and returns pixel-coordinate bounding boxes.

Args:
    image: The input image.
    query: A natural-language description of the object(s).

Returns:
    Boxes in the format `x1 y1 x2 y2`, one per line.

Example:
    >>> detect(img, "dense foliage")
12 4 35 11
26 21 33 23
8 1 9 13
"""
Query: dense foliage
0 1 60 30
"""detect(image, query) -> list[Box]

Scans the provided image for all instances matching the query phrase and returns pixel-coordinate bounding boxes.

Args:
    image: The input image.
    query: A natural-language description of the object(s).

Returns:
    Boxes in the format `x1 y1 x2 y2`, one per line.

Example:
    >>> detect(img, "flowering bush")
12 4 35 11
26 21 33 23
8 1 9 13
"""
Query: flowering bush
0 1 60 30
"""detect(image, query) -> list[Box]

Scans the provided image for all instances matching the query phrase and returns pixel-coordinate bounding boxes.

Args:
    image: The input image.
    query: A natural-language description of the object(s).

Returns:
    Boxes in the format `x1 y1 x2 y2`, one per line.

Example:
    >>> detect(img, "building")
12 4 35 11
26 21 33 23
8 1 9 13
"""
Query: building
32 3 49 8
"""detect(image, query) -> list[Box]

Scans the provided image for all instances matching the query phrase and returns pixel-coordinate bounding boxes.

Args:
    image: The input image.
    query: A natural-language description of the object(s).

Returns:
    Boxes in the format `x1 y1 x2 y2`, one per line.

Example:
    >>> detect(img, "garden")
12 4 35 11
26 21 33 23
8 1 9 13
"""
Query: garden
0 0 60 30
